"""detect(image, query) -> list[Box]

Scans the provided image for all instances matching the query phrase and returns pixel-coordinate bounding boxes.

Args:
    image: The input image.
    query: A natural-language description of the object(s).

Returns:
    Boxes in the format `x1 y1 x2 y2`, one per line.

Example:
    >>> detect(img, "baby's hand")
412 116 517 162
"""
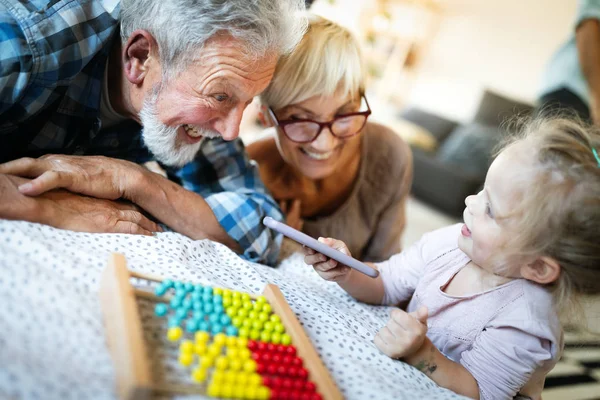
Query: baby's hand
303 237 352 282
374 306 428 359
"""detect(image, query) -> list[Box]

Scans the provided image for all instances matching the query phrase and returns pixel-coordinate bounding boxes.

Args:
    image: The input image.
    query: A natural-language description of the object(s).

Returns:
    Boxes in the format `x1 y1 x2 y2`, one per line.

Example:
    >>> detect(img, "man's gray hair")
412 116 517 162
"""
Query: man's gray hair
120 0 307 77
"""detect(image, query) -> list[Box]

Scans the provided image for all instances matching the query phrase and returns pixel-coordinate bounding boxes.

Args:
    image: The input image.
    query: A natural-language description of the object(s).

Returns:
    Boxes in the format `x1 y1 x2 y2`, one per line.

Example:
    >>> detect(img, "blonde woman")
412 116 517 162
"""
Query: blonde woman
247 14 413 262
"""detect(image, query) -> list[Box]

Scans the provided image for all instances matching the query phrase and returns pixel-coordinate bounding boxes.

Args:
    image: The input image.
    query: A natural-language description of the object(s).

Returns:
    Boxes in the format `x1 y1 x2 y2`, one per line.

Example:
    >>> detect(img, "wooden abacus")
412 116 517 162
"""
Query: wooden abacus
99 253 343 400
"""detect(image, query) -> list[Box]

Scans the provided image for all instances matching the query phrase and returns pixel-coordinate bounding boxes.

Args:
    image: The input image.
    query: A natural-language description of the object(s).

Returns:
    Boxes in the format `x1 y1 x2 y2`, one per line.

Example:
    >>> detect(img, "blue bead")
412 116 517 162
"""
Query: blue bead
192 301 203 311
198 321 210 332
154 284 167 297
202 292 213 303
220 314 231 325
193 284 203 293
203 303 214 314
182 298 193 310
154 303 168 317
211 324 223 334
168 316 181 327
186 319 198 333
184 282 194 292
209 313 220 324
225 326 238 336
213 304 224 314
162 279 174 289
175 288 187 298
170 296 183 309
175 308 188 319
174 281 184 291
191 292 202 302
203 286 213 295
212 295 223 304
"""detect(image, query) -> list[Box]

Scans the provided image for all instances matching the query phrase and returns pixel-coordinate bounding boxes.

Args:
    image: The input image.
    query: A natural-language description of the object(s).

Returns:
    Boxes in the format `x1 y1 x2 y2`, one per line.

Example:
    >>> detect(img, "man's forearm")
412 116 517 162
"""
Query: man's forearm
130 169 240 251
577 18 600 121
404 338 480 399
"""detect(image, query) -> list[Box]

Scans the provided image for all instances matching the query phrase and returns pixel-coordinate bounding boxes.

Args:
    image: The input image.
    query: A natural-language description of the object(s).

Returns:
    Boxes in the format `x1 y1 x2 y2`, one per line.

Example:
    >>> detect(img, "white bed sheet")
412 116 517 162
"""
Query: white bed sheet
0 220 464 400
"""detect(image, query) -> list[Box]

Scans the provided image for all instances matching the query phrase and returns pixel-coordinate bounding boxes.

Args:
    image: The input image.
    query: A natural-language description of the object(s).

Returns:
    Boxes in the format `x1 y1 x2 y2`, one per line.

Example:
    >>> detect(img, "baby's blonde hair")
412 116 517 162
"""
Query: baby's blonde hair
496 117 600 320
260 13 365 110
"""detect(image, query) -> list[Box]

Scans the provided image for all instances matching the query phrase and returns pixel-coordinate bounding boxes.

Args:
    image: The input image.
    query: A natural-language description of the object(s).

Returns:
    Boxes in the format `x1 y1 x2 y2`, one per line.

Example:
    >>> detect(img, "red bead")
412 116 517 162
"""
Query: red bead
270 389 281 400
257 342 268 352
301 393 312 400
293 380 304 391
279 390 291 400
297 368 308 380
261 352 272 363
281 378 293 390
270 377 282 389
257 363 267 374
272 354 282 364
311 393 322 400
266 343 277 353
277 365 287 375
304 381 316 392
290 391 302 400
262 376 272 387
286 346 297 356
247 340 258 351
277 344 287 353
292 357 303 367
251 351 262 361
288 366 298 377
282 355 293 365
267 364 278 375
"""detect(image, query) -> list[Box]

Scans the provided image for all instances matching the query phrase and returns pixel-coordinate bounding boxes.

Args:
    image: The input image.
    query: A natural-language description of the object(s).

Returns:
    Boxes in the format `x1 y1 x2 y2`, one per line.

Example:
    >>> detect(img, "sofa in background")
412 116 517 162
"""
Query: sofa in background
398 90 534 217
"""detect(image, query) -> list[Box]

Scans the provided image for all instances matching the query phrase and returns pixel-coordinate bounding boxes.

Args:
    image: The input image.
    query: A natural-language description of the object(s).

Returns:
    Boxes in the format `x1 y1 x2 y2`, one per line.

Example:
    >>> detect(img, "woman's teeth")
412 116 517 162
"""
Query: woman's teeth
184 124 202 138
302 148 333 160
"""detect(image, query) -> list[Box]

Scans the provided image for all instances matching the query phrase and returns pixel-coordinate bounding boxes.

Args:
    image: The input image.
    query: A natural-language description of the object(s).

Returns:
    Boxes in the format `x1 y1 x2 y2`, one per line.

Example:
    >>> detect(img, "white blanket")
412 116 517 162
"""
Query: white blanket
0 220 464 400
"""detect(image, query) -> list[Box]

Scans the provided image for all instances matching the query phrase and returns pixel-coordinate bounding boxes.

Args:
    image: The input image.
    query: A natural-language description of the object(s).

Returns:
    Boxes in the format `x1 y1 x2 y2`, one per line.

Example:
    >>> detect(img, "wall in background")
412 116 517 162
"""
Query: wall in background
406 0 577 122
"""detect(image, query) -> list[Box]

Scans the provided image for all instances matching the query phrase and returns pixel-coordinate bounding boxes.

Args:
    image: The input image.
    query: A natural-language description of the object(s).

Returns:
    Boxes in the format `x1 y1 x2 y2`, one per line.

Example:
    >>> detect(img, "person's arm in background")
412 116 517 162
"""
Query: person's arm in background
576 1 600 124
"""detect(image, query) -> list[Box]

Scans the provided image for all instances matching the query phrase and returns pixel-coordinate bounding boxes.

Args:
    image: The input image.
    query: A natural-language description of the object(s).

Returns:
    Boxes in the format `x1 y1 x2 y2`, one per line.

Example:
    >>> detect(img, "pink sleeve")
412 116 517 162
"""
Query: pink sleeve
375 224 462 305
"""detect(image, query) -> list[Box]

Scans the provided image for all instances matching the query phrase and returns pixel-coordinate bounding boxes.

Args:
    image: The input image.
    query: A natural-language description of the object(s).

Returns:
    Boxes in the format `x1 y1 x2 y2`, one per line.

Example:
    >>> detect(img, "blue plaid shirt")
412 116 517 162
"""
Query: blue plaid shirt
0 0 283 264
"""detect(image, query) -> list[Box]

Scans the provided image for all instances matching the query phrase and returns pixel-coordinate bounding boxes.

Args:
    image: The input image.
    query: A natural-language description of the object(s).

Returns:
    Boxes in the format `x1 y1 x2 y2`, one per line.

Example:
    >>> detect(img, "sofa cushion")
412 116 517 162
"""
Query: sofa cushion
474 89 534 127
436 122 500 179
398 107 459 143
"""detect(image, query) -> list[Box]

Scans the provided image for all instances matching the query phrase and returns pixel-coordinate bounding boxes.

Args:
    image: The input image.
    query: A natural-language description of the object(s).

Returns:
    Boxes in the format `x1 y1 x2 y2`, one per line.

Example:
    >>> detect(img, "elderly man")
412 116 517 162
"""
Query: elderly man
0 0 306 265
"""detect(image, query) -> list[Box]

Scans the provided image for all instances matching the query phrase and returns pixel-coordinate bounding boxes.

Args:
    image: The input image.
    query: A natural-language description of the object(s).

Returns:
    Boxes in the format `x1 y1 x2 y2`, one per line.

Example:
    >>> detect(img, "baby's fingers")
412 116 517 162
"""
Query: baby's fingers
304 251 328 266
302 245 316 256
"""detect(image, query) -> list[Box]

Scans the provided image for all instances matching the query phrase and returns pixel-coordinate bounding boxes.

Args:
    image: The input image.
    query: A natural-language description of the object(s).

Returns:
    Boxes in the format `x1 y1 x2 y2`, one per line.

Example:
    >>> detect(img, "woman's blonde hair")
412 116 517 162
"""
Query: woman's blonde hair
260 13 365 110
495 116 600 321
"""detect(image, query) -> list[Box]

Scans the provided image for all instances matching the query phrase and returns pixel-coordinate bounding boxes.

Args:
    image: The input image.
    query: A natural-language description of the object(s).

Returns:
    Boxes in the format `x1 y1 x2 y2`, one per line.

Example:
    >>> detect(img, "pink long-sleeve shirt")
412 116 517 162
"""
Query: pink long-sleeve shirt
375 224 563 400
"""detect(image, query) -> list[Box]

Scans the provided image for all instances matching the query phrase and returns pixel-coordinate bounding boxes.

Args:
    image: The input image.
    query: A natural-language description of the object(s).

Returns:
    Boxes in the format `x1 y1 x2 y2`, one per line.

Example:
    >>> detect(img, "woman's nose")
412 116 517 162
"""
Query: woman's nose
310 126 337 151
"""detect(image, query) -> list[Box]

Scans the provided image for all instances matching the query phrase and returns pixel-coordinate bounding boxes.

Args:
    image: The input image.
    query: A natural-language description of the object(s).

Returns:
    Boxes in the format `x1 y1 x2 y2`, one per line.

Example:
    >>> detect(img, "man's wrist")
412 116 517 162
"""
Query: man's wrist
125 165 152 204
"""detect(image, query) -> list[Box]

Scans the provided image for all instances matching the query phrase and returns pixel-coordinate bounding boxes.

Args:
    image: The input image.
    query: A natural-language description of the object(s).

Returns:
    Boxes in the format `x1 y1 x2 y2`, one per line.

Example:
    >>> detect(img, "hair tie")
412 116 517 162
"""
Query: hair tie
593 148 600 167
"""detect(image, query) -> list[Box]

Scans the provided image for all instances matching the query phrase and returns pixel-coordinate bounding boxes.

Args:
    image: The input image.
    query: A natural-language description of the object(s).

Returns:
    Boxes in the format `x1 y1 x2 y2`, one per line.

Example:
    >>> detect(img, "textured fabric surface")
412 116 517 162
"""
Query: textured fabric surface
0 220 465 400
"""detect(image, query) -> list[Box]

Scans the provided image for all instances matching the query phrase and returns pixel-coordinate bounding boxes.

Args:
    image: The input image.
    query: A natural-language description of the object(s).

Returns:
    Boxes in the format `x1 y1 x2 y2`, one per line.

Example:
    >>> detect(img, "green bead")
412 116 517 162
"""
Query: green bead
263 321 273 332
271 332 281 344
249 329 261 340
222 297 232 307
252 320 263 331
239 327 249 338
260 331 271 343
262 304 272 313
273 323 285 333
281 334 291 345
232 317 243 328
270 314 281 323
258 312 269 322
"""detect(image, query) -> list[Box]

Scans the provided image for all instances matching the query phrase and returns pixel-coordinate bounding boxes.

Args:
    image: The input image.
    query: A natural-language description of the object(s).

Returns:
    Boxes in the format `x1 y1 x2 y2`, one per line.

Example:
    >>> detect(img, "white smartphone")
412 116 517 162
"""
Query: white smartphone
263 217 379 278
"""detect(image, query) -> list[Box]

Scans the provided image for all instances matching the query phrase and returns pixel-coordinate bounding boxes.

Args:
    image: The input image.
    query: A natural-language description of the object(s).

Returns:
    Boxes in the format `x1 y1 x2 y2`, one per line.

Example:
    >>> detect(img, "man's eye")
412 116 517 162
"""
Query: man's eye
213 94 229 102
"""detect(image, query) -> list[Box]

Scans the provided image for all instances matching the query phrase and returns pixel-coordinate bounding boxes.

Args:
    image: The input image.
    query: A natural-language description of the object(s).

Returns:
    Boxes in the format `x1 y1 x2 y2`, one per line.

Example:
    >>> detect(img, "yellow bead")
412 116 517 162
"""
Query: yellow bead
221 385 233 398
262 304 272 313
232 291 241 299
208 344 222 358
214 333 227 346
207 383 220 397
248 373 262 387
215 356 228 370
167 327 183 342
236 337 248 348
238 347 251 360
236 372 249 385
222 289 232 297
226 307 237 317
243 359 257 373
194 343 207 355
281 334 291 345
224 371 237 384
195 331 210 343
227 347 239 359
241 293 251 302
226 336 238 347
200 355 214 368
232 298 242 309
178 352 194 366
249 329 261 340
211 370 225 384
256 295 267 304
242 301 253 311
257 386 270 400
213 287 223 295
233 386 246 399
179 340 194 354
245 386 257 400
269 314 280 323
229 358 242 371
222 296 232 307
271 332 281 344
191 367 207 383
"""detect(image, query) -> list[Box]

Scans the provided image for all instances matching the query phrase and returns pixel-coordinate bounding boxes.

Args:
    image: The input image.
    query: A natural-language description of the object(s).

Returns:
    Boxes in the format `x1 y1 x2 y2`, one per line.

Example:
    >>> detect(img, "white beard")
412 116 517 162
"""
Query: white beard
139 87 220 167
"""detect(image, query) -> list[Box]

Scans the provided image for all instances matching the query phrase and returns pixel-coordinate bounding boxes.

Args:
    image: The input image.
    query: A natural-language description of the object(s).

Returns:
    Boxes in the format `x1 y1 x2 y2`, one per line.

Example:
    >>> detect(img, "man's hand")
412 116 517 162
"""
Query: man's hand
374 306 429 360
0 173 160 235
0 155 145 200
279 198 304 231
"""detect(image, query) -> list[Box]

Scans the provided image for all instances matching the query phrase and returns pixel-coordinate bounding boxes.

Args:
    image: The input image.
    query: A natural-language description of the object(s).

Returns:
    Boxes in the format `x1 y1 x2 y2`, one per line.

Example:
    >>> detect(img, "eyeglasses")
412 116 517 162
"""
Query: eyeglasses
267 95 372 144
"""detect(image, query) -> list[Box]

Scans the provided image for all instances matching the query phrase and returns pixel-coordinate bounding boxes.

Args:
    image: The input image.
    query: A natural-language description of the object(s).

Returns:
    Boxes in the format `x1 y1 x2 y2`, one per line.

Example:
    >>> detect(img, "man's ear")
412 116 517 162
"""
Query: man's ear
521 257 561 285
123 30 158 85
258 105 273 127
